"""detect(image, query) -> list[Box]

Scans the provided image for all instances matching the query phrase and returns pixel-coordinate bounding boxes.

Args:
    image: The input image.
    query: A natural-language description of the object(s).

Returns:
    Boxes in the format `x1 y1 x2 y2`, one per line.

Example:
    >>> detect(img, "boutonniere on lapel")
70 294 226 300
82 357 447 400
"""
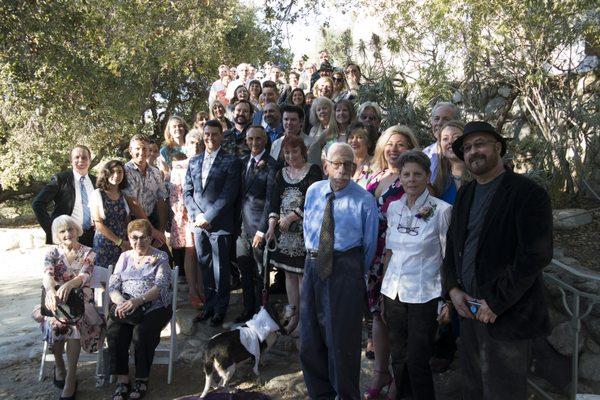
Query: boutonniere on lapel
415 203 437 223
255 160 266 170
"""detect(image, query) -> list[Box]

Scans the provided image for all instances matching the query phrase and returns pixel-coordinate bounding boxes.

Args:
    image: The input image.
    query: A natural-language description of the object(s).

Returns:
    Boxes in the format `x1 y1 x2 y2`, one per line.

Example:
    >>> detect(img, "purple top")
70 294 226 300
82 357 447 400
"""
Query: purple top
109 247 172 313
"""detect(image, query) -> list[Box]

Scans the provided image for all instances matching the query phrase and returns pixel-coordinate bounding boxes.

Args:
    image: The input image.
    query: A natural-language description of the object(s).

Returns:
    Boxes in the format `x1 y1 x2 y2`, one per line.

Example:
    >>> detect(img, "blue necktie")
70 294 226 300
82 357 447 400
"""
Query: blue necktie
80 176 91 230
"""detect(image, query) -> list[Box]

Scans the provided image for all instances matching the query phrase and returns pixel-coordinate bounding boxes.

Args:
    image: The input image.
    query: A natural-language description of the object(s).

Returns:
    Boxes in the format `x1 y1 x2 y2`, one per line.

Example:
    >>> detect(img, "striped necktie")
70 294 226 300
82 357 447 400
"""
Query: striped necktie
317 191 335 280
80 176 91 230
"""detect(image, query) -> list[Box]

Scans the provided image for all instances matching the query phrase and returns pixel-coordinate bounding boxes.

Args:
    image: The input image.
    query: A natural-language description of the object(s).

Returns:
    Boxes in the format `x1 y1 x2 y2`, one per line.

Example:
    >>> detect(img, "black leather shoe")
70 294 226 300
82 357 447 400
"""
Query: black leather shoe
234 311 254 324
193 309 214 323
210 313 225 327
59 380 77 400
53 366 65 389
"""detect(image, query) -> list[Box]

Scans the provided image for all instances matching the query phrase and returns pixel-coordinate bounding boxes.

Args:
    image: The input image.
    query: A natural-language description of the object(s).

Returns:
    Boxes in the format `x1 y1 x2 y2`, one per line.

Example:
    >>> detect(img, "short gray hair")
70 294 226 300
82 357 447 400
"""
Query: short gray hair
52 215 83 245
326 142 354 162
186 128 203 143
357 102 382 120
395 150 431 174
431 102 460 120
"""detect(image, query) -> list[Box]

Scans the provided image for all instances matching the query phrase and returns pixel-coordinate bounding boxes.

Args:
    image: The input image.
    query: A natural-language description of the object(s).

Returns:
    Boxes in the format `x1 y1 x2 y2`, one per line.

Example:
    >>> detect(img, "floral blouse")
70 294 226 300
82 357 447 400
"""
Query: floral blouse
44 245 94 287
109 248 172 313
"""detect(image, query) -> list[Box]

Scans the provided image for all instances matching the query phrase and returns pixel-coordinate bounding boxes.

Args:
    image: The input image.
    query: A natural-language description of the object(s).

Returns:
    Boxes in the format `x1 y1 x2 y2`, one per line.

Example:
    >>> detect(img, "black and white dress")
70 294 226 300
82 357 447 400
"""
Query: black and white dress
268 164 322 274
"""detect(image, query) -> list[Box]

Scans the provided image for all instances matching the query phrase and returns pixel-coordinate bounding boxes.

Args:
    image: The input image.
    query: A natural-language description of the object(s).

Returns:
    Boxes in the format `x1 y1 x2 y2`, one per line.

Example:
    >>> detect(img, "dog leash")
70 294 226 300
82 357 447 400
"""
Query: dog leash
261 239 277 307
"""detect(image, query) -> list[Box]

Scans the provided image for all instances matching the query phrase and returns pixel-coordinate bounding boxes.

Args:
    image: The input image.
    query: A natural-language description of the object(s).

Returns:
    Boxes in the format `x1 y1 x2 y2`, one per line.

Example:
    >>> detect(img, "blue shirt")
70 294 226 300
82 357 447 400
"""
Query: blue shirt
265 124 284 144
303 180 379 274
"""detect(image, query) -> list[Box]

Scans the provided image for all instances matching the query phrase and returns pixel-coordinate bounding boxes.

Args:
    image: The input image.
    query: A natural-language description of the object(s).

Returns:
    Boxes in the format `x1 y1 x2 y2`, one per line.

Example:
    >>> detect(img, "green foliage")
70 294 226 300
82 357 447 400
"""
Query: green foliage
0 0 288 192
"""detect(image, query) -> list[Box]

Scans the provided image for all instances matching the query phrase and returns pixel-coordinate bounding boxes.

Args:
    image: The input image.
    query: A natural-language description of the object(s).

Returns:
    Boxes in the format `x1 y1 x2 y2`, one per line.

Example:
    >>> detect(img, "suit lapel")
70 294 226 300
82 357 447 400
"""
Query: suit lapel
245 153 267 193
66 171 77 214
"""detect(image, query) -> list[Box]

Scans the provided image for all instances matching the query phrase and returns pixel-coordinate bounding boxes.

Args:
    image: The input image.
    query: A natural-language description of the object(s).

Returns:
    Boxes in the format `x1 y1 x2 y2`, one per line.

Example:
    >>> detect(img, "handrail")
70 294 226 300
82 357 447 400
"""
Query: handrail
530 258 600 400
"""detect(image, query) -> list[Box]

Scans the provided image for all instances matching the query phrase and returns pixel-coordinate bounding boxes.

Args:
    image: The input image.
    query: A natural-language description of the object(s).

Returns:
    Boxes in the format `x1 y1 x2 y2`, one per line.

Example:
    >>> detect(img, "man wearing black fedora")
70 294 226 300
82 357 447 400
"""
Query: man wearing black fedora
442 121 553 399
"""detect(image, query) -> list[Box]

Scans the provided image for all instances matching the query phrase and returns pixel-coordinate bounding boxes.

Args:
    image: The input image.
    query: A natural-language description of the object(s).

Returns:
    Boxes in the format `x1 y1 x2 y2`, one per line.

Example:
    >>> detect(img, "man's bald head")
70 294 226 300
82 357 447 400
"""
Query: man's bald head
327 142 354 162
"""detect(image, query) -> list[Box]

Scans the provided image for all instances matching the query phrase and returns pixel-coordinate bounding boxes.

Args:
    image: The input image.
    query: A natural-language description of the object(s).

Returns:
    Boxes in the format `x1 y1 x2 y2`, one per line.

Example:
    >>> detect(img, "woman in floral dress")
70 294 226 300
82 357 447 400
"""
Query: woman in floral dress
265 135 322 335
35 215 104 399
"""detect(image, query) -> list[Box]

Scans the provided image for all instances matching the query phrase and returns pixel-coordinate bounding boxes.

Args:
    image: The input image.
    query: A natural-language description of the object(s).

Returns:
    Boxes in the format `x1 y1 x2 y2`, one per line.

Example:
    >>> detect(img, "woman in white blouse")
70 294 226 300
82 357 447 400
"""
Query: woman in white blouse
381 150 452 399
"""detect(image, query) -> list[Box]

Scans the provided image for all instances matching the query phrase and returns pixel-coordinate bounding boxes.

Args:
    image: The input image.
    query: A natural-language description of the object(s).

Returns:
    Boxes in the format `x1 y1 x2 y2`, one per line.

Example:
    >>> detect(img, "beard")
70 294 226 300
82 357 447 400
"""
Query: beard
234 115 248 125
467 153 497 175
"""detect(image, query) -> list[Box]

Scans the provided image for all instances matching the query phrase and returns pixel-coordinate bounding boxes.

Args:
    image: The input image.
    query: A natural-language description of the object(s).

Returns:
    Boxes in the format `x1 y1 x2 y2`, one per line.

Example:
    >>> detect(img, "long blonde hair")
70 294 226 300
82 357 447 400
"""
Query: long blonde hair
163 116 189 148
372 125 420 172
309 96 339 142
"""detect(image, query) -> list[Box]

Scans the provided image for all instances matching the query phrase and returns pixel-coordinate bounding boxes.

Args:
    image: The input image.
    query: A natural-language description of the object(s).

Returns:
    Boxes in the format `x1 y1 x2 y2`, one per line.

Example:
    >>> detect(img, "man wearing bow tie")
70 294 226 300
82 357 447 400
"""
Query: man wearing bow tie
184 120 242 327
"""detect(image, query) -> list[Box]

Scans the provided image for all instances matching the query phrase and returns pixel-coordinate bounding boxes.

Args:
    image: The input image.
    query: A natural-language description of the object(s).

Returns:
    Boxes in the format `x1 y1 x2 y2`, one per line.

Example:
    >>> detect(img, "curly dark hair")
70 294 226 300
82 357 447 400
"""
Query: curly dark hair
96 160 128 191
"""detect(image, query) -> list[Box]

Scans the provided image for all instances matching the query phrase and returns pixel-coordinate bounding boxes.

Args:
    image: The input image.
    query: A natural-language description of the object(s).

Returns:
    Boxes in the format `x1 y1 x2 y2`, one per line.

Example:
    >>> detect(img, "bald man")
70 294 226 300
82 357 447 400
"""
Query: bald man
301 143 379 399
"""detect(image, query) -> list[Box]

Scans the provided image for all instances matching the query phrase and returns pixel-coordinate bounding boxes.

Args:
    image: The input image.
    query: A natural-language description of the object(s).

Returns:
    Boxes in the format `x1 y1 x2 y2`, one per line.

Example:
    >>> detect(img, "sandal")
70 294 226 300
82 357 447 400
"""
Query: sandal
129 379 148 399
363 370 392 400
112 382 130 400
188 294 204 309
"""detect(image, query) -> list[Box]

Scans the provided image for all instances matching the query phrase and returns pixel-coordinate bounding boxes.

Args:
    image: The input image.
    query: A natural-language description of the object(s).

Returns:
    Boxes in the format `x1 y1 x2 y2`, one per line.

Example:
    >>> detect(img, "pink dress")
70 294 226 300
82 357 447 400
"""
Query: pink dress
169 159 194 248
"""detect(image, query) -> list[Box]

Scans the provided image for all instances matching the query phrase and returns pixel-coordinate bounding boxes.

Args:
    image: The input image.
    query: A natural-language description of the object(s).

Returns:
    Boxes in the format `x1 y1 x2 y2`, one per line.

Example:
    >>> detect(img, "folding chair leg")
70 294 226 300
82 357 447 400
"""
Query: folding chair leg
38 341 48 382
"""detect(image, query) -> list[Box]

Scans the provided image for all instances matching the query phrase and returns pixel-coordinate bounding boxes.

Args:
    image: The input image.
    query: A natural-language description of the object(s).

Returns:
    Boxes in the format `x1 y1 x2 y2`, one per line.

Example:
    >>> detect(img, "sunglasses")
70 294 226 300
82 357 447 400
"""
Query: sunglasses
333 77 344 83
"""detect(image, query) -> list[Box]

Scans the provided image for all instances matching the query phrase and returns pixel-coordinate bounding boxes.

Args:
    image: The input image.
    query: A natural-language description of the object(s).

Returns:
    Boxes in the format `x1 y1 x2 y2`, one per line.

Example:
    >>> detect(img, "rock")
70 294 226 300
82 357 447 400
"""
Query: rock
547 322 584 356
584 319 600 345
18 234 34 250
586 338 600 354
580 353 600 382
0 235 19 251
498 85 512 98
176 307 198 336
484 97 507 117
554 209 593 230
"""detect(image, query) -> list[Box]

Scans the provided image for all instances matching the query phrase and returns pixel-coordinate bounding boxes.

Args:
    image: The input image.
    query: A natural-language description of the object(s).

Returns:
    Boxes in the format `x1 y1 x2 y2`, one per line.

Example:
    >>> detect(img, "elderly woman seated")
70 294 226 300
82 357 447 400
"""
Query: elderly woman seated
35 215 104 400
107 219 172 400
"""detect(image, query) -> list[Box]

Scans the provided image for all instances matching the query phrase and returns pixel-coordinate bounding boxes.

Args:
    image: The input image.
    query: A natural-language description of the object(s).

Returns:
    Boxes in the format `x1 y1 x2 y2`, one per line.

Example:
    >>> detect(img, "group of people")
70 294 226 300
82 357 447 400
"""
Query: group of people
31 51 553 400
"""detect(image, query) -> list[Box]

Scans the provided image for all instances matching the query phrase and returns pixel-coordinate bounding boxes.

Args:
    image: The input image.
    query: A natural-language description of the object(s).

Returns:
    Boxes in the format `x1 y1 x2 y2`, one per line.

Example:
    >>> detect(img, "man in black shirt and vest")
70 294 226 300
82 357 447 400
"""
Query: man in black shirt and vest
442 121 552 400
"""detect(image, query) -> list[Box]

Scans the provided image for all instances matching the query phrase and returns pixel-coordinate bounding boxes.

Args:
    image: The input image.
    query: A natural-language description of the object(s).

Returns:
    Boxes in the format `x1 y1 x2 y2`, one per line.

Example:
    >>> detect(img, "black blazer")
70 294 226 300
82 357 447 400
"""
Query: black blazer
184 149 242 235
32 170 97 244
442 169 553 340
239 153 278 237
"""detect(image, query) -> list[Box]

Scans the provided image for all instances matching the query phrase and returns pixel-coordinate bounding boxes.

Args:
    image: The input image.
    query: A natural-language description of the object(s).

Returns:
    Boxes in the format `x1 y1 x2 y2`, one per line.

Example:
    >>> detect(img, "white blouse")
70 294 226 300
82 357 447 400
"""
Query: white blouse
381 189 452 304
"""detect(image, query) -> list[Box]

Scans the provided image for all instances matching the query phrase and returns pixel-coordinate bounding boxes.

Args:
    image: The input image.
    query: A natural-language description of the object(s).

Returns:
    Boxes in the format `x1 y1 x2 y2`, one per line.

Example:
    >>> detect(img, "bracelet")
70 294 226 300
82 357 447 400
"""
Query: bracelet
116 238 123 247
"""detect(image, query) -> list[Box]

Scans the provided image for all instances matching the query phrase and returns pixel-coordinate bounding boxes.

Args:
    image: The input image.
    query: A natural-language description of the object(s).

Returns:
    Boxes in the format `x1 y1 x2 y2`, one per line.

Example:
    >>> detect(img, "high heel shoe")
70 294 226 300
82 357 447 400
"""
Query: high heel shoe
363 370 392 399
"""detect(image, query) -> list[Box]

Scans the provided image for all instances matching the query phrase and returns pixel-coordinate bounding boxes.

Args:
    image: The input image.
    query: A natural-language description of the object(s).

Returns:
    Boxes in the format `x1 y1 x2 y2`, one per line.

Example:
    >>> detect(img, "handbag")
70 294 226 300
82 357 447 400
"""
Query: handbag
40 285 85 325
109 293 150 325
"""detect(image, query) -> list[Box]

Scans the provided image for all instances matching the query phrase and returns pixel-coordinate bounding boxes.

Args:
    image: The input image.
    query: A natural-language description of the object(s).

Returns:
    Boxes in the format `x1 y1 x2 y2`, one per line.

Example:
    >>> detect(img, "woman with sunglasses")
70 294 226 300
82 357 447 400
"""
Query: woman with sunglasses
331 71 348 103
381 150 452 400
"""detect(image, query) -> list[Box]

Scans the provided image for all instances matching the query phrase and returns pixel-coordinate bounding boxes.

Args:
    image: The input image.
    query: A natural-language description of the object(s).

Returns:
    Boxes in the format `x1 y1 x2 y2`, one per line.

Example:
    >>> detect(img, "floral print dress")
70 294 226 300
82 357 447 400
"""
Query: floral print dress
365 170 405 314
93 190 128 269
169 159 194 248
37 245 104 353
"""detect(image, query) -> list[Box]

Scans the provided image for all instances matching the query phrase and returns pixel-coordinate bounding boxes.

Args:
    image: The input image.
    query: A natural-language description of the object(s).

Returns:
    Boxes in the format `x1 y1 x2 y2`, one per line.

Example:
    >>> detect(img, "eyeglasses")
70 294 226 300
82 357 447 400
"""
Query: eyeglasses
129 235 149 241
326 160 355 169
396 224 420 236
460 140 498 154
333 77 344 83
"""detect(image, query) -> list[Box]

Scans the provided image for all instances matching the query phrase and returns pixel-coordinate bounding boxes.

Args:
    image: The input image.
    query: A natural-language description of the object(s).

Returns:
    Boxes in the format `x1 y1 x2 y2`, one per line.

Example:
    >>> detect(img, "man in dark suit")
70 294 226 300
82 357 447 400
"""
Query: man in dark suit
184 119 242 327
32 145 96 246
234 126 277 323
442 121 553 400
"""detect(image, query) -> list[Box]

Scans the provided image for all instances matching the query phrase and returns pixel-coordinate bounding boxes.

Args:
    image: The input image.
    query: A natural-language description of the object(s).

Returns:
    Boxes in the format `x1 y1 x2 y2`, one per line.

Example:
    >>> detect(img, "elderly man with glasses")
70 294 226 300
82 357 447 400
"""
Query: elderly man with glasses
301 143 378 400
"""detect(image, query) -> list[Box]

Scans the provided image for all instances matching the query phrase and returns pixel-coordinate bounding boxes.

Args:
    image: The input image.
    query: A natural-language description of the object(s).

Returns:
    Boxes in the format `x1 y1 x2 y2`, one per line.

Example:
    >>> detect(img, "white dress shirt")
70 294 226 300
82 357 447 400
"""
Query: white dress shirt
423 142 440 182
381 189 452 304
201 147 220 188
72 171 94 227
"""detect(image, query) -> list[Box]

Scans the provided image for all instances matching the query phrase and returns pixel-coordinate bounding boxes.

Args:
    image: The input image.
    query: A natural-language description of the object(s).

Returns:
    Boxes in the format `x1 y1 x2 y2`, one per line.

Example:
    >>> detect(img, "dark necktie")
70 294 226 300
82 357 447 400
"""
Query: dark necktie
317 191 335 280
80 176 91 230
246 157 256 185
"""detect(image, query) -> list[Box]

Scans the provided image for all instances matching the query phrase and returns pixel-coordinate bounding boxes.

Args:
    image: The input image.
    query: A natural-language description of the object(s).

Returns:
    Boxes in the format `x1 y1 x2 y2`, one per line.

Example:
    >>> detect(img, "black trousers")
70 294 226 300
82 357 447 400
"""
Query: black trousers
107 307 172 378
236 229 265 315
300 247 366 400
460 318 531 400
384 296 438 400
79 227 95 248
194 231 232 314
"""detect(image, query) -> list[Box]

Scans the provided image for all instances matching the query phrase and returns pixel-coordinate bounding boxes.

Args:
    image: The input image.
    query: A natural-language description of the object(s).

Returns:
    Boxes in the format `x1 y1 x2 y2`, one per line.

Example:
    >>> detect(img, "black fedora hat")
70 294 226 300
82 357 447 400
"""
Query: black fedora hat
452 121 507 161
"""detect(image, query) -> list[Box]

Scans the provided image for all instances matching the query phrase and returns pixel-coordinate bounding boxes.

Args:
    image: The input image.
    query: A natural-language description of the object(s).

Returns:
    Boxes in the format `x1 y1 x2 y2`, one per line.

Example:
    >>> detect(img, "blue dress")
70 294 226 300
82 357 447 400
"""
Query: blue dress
93 191 128 269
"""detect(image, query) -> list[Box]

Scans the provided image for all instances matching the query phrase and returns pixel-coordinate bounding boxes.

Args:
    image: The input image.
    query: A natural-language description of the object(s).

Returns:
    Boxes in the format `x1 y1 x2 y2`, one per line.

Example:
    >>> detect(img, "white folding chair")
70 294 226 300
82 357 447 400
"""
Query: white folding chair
109 265 179 385
150 265 179 384
38 264 112 387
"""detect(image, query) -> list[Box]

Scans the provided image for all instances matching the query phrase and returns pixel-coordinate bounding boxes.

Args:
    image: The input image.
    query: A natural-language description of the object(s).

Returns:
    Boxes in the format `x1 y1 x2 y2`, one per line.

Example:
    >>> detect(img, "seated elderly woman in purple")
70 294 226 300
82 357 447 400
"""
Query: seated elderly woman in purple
107 219 172 400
